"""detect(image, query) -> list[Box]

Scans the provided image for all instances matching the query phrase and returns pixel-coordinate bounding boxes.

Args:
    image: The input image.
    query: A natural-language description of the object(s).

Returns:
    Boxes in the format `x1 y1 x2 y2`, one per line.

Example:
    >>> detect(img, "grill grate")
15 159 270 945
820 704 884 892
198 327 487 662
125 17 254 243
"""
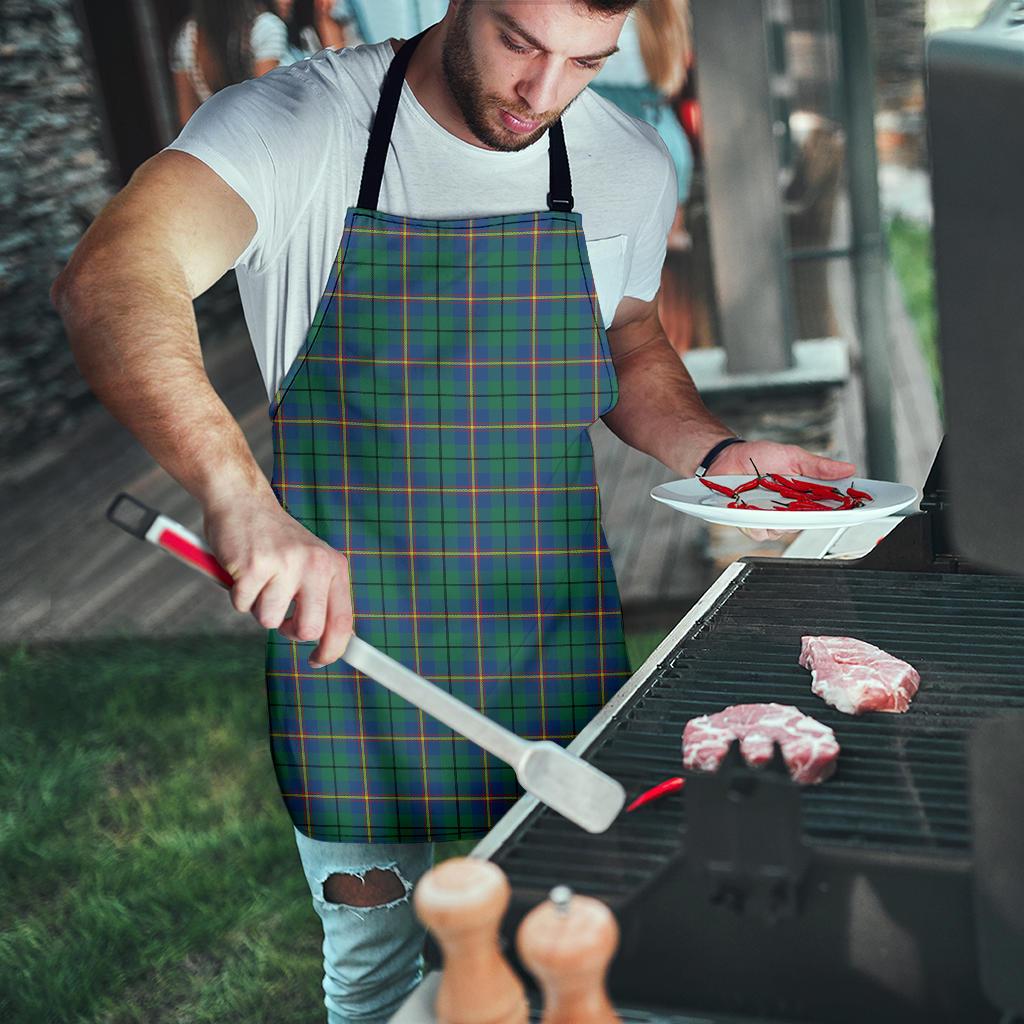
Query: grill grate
493 563 1024 899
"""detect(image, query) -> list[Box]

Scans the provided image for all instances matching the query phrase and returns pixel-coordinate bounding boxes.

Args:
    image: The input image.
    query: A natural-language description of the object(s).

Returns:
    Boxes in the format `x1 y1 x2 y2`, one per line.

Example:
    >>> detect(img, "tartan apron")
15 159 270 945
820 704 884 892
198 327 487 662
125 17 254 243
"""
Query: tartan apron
266 30 631 843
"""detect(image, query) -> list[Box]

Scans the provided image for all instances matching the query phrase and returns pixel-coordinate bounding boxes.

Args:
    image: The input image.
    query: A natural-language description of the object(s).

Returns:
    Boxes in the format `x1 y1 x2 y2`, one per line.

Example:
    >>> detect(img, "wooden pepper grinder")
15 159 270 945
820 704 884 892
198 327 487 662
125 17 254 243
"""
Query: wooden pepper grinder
413 857 528 1024
516 885 621 1024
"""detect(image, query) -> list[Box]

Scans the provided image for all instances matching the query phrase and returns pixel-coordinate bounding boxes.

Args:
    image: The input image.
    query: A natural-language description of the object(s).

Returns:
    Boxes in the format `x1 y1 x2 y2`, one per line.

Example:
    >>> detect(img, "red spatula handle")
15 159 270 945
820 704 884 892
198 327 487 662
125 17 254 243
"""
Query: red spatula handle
106 492 234 589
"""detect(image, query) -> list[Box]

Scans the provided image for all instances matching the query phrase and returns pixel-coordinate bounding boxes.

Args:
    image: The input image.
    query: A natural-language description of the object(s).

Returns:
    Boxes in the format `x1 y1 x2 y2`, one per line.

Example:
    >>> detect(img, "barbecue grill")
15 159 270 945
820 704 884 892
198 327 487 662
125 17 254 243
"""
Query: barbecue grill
472 445 1023 1022
463 9 1024 1022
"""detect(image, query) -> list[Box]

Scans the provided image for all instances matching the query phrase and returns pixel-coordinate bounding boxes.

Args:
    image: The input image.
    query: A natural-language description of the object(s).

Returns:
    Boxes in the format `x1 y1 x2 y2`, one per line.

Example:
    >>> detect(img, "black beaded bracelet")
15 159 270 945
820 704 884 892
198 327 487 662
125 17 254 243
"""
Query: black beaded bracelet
694 437 745 478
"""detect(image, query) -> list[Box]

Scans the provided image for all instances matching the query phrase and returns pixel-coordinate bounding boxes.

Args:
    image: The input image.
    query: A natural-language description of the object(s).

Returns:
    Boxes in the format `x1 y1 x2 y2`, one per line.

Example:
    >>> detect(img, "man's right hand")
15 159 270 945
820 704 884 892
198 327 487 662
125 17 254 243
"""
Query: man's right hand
203 491 353 668
49 148 355 666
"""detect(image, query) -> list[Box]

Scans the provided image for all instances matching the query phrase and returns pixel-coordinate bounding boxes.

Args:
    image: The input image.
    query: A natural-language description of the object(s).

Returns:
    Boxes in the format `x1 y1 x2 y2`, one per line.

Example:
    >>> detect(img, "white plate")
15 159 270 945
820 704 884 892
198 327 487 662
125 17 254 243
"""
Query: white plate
650 476 920 530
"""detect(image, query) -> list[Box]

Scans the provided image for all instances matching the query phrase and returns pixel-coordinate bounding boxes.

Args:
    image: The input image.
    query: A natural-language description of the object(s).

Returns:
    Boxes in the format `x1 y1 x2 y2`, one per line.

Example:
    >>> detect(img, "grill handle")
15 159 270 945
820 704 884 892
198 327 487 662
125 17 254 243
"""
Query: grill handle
685 739 808 922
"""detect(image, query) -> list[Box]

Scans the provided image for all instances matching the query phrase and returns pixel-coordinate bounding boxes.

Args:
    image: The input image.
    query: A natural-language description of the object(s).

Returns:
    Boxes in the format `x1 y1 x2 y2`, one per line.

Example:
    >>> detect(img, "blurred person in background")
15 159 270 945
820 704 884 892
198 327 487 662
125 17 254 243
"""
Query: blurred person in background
170 0 290 128
336 0 448 43
275 0 352 63
592 0 693 233
592 0 694 348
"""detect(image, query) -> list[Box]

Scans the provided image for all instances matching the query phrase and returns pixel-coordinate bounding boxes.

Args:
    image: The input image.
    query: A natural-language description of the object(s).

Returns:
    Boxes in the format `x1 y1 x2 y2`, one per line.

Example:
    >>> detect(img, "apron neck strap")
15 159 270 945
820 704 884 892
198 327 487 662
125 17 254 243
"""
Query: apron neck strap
358 29 427 211
546 119 573 213
357 29 575 214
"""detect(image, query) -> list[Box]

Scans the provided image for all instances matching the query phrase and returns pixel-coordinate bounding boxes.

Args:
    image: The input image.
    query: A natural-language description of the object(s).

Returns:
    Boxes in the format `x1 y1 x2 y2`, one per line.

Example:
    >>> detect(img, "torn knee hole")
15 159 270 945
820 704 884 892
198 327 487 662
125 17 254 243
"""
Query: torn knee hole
323 868 407 908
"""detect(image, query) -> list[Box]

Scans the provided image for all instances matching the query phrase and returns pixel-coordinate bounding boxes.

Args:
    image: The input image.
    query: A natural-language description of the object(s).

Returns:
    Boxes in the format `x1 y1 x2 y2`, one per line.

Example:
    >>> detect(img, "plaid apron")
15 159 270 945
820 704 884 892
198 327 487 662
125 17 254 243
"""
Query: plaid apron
266 31 631 842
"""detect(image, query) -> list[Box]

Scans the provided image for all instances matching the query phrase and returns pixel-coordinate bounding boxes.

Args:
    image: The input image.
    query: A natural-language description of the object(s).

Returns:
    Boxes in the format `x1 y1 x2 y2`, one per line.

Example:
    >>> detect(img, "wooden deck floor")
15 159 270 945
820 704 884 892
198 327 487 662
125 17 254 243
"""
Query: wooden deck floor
2 242 940 644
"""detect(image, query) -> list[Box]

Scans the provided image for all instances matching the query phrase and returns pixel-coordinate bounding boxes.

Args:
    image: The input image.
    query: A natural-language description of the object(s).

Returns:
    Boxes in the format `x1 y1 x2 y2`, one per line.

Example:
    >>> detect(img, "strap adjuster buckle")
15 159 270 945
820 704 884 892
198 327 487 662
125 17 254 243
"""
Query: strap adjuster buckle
546 191 574 212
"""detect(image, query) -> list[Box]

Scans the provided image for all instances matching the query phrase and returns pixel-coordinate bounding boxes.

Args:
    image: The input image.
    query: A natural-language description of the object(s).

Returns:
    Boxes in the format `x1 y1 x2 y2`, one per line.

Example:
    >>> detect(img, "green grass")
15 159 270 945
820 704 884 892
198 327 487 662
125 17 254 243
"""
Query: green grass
1 629 667 1023
886 215 942 413
625 630 668 672
0 637 324 1024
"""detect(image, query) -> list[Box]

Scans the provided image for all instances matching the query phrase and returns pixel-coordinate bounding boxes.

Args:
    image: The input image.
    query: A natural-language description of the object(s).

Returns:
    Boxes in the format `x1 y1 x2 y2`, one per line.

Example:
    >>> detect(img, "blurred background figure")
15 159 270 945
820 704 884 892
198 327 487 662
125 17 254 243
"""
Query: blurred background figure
335 0 447 45
170 1 289 129
592 0 695 352
592 0 694 225
275 0 351 63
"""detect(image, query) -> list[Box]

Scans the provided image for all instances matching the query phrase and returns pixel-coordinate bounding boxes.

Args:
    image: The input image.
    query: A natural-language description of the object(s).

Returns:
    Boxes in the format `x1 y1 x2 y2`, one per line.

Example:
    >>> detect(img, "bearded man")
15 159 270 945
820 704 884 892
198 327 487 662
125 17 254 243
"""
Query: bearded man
52 2 854 1020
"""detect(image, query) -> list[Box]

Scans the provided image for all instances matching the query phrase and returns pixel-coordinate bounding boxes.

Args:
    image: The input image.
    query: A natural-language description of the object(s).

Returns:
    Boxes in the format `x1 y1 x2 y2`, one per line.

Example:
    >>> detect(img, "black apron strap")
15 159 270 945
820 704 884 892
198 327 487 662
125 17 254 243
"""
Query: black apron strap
357 28 574 214
357 29 429 211
546 118 574 213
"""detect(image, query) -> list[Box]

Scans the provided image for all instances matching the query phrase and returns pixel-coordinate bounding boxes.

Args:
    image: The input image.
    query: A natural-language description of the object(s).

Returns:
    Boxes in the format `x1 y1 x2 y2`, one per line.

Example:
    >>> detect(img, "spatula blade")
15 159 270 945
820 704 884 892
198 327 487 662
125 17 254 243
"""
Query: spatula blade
517 741 625 834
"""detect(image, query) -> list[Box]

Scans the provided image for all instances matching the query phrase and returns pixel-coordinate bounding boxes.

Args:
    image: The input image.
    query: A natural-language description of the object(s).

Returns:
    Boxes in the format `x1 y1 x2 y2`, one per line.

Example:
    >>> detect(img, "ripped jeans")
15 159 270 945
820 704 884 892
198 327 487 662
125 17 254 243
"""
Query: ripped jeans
293 827 435 1024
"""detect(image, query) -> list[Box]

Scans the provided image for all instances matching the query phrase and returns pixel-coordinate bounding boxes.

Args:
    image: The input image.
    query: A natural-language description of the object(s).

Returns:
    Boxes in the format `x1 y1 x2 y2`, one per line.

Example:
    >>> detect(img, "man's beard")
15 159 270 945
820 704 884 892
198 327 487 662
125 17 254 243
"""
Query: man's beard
441 5 564 151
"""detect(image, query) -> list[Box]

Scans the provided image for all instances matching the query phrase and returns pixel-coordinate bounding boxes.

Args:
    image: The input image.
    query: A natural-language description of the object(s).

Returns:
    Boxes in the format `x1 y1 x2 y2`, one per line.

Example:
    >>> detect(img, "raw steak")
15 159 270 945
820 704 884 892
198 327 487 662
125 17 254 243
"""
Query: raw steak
799 635 920 716
682 703 840 785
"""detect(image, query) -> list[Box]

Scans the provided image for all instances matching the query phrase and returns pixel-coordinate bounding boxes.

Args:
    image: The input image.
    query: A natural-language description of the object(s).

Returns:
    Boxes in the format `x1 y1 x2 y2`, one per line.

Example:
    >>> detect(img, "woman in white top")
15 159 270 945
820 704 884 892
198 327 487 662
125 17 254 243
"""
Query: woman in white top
170 1 289 128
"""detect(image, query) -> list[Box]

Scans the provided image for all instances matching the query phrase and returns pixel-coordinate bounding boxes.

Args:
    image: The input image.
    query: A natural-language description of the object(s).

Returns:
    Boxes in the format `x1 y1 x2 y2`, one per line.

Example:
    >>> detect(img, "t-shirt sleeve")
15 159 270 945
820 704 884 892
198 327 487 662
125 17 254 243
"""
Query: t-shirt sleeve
623 136 678 302
251 11 289 63
164 64 338 273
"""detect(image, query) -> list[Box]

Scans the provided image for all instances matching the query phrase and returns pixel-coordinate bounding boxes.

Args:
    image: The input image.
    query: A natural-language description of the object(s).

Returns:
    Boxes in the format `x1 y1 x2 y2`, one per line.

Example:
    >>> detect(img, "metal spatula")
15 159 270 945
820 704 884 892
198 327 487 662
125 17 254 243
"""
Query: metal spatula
107 493 626 834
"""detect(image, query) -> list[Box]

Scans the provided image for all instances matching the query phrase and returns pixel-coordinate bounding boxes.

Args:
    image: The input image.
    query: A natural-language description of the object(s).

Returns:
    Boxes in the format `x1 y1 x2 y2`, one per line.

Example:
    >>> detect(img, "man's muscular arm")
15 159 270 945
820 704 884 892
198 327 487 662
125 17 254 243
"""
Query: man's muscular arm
51 151 353 665
602 294 734 476
603 294 856 480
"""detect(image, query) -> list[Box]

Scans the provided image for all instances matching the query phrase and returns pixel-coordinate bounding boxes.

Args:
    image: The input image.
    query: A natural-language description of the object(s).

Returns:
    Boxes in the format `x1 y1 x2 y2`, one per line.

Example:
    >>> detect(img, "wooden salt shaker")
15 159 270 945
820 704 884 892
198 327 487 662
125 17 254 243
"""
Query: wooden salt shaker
516 885 621 1024
413 857 528 1024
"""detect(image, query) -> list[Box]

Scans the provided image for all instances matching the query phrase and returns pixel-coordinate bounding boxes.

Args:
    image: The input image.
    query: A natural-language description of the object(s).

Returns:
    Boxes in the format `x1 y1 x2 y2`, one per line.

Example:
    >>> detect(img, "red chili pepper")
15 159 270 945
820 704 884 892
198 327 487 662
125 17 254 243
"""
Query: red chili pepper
780 498 833 511
728 500 771 509
626 777 686 812
847 485 873 502
763 480 820 501
734 478 762 494
699 478 737 498
776 474 844 498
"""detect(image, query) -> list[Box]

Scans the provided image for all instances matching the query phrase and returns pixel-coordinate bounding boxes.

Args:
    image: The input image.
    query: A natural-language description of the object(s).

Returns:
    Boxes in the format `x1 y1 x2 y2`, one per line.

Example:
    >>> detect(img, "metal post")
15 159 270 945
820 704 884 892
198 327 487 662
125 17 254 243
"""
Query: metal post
836 0 898 480
690 0 795 374
129 0 177 148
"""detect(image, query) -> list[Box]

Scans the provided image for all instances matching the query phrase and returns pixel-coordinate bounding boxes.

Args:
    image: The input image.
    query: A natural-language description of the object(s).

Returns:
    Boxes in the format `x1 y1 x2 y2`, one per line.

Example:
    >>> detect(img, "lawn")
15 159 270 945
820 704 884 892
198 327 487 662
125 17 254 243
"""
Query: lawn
0 630 665 1023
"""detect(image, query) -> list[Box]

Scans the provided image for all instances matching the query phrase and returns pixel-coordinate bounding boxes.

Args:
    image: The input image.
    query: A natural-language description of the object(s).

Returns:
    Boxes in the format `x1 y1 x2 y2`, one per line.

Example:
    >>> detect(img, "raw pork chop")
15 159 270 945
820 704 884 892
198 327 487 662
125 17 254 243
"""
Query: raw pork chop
799 635 920 716
682 703 839 785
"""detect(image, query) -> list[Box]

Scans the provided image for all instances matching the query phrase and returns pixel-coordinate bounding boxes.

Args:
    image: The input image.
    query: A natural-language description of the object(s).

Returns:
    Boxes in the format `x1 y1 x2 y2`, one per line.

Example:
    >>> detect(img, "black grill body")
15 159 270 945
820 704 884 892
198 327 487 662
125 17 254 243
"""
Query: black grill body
486 559 1024 1023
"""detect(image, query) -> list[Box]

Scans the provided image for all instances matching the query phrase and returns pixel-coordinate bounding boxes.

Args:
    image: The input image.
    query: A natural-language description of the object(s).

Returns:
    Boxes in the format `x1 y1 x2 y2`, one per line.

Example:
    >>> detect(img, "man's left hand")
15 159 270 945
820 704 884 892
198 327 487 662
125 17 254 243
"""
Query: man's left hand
707 440 857 542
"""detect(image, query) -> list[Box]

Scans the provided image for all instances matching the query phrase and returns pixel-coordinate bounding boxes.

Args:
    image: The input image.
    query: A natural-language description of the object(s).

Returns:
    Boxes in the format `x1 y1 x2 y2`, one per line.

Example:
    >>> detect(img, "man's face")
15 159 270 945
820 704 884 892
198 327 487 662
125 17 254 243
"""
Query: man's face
441 1 627 151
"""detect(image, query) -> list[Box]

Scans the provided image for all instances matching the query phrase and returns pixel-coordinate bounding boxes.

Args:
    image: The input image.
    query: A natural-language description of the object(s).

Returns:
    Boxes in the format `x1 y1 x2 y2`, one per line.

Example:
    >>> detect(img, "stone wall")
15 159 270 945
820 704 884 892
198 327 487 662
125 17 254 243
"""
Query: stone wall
0 0 245 467
0 0 115 464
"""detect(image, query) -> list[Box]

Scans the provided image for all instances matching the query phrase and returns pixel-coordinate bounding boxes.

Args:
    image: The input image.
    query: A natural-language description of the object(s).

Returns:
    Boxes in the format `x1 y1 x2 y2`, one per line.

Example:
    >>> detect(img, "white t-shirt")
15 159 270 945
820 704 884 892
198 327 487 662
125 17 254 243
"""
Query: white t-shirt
167 40 676 401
